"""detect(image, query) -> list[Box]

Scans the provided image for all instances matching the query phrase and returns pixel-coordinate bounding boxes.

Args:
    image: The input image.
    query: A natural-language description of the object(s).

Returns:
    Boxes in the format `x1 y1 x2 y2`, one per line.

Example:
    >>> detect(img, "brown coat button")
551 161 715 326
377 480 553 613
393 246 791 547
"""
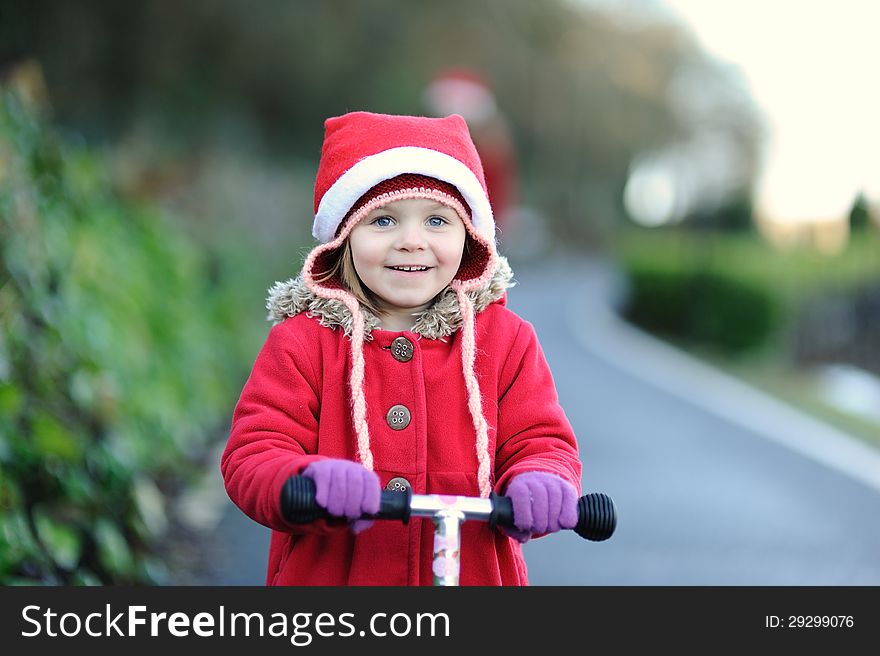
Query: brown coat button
385 404 411 430
390 336 414 362
385 477 411 493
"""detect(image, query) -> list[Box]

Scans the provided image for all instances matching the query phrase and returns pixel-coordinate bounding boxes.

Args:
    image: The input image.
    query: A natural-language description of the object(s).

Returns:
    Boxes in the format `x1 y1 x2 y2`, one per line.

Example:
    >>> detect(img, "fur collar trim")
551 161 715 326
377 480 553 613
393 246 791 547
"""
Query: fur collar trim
266 256 515 339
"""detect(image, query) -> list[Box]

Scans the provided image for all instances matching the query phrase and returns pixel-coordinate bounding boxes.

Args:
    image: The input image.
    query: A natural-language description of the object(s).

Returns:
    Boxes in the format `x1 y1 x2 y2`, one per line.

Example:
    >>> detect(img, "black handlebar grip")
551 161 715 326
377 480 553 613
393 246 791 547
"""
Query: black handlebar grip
281 475 412 524
491 492 616 542
574 493 617 541
488 493 513 530
281 475 323 524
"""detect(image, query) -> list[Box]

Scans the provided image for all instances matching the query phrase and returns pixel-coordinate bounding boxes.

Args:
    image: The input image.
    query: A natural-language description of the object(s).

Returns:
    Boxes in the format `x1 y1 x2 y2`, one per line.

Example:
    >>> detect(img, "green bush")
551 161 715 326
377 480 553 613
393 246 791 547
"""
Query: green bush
615 225 880 357
622 257 781 355
0 90 253 583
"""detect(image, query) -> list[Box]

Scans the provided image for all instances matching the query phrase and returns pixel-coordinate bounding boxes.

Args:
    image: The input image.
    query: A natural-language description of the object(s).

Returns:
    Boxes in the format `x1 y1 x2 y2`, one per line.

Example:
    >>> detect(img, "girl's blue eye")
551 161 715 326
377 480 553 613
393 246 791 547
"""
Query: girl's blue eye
427 216 447 227
372 216 394 227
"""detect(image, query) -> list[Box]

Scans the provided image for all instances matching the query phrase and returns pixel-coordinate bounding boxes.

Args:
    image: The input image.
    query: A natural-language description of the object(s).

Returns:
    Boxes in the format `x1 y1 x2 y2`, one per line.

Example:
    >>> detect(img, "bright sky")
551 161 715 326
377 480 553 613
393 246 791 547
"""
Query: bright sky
659 0 880 222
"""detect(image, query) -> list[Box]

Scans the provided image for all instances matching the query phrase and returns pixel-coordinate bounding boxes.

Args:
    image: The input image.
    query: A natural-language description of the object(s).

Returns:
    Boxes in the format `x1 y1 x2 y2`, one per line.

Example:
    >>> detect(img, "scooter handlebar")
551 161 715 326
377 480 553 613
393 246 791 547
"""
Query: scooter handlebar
281 476 616 542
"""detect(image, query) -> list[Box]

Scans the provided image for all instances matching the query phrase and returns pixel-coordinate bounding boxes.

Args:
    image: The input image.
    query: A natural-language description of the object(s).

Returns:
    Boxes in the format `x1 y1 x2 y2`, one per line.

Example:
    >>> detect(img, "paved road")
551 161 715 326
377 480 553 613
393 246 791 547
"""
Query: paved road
195 254 880 585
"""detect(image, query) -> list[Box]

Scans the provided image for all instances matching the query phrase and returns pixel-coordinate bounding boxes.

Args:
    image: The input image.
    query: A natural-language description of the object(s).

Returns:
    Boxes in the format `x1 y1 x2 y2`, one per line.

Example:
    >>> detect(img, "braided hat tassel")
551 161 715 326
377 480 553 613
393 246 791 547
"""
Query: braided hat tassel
454 286 492 498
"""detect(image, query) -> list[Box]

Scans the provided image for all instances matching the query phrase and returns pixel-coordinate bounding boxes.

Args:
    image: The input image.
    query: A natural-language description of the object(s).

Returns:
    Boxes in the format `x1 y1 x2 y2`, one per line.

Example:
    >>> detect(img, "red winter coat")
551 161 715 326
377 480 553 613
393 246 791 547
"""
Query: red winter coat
221 258 581 585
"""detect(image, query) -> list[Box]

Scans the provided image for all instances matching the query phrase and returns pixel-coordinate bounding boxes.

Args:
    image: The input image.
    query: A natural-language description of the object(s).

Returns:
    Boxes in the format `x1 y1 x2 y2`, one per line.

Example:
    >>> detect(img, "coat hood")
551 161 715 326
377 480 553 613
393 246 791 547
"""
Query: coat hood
266 255 515 339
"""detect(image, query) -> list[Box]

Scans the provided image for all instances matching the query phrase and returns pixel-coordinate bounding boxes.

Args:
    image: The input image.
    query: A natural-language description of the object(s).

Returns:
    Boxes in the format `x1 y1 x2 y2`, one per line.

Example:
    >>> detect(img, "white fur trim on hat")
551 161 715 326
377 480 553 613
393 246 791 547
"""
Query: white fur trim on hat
313 146 495 244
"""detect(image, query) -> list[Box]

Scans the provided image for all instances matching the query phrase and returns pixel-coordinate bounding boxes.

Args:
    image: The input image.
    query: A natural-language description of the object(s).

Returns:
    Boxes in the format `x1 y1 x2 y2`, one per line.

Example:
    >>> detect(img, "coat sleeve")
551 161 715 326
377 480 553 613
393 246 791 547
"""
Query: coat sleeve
220 319 332 534
493 319 582 496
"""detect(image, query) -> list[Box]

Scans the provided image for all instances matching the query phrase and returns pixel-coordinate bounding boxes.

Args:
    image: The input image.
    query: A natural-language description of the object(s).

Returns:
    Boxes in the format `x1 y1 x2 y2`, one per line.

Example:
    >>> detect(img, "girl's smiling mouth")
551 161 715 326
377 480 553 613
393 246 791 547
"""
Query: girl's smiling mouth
385 265 433 273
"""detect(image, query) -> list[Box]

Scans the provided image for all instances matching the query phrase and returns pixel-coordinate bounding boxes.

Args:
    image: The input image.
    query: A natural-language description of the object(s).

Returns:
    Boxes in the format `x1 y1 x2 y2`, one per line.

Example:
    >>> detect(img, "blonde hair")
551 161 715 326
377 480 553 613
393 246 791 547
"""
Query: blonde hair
313 239 383 316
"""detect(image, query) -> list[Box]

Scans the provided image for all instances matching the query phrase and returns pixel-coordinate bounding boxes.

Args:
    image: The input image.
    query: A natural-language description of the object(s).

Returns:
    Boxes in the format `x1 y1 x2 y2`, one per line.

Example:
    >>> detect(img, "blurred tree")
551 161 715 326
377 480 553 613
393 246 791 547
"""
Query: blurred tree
0 0 761 245
688 191 755 232
849 191 873 232
0 75 266 583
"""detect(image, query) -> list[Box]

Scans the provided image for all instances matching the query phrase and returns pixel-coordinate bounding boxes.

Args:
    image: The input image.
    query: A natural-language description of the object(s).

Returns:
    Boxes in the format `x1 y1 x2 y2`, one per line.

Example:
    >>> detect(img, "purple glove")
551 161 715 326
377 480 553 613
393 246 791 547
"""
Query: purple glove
503 471 578 543
302 459 381 534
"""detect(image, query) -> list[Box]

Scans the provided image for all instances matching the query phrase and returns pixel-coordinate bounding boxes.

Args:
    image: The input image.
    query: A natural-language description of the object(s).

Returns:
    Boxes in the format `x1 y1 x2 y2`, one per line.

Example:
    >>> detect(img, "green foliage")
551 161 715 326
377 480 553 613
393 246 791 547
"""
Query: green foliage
688 193 755 232
0 89 252 583
849 192 873 232
624 263 780 354
615 226 880 357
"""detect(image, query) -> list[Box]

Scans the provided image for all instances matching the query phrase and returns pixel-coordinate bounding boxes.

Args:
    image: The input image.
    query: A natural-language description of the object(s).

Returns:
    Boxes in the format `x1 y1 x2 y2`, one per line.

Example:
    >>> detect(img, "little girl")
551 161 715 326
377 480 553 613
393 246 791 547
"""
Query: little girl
221 111 582 585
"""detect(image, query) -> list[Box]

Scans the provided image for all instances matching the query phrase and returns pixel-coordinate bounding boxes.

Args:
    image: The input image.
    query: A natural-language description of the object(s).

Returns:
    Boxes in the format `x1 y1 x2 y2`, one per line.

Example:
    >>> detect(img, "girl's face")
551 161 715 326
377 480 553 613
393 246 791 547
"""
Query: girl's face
349 197 466 329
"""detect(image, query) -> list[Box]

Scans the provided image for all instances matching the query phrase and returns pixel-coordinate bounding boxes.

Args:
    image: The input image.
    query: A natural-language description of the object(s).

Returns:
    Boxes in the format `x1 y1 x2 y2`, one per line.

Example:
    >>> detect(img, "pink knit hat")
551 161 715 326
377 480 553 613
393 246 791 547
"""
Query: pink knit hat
301 111 498 497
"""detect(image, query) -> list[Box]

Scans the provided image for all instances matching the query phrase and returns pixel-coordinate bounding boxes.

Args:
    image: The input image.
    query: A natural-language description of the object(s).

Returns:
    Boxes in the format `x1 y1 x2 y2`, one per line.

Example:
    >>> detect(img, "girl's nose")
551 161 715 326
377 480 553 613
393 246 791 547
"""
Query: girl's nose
394 224 427 250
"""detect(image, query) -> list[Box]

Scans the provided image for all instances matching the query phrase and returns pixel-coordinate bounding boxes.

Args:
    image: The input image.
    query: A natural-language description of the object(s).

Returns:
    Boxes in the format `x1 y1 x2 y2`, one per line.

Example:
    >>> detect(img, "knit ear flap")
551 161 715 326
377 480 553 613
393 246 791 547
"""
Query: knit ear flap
339 294 374 471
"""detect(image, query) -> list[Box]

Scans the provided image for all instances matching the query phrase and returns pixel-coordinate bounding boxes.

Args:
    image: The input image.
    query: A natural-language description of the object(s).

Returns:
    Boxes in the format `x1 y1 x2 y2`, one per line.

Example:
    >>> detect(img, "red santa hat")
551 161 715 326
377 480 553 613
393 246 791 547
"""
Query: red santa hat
312 111 495 245
300 112 498 497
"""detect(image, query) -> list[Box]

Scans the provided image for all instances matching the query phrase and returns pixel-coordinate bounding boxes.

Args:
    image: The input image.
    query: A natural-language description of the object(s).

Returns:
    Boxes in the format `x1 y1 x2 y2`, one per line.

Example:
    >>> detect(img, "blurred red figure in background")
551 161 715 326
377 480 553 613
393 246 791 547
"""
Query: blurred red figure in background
423 68 519 239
